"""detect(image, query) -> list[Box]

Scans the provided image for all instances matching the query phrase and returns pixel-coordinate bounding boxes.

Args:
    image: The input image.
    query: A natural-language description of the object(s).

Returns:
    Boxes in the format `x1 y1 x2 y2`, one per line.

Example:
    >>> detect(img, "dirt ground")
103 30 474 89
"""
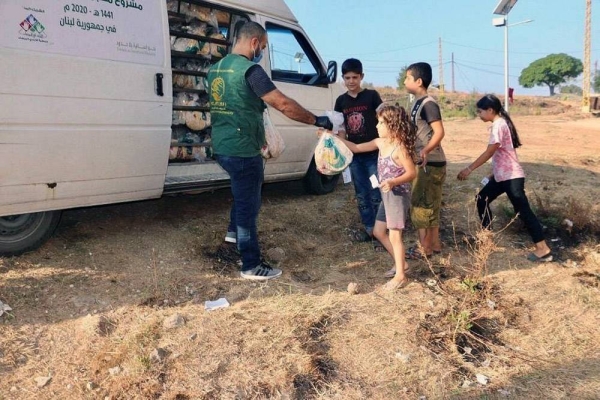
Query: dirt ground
1 107 599 399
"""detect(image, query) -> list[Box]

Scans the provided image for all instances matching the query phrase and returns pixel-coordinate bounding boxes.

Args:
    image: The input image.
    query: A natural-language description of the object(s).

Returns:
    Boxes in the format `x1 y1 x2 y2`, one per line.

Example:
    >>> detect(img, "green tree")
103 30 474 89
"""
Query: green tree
518 53 583 96
559 84 582 95
593 71 600 93
396 65 408 91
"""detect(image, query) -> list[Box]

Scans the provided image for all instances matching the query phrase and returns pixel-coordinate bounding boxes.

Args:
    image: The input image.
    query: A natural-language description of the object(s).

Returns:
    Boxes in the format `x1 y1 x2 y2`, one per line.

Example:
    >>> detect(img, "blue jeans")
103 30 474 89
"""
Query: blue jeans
216 154 264 271
349 152 382 234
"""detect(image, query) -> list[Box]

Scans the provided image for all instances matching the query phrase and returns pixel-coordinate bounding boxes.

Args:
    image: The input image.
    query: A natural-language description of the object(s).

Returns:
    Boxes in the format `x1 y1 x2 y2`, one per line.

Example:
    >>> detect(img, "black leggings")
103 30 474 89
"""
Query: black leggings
476 177 545 243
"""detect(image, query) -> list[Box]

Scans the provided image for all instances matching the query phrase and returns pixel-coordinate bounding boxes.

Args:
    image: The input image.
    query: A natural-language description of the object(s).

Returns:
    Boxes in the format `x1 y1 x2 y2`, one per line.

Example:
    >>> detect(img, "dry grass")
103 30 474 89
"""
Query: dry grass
1 108 600 399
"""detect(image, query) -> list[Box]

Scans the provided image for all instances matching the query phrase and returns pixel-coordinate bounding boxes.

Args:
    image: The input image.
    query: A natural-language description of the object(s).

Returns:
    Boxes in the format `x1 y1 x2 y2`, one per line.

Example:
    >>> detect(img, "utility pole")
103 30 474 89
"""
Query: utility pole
582 0 591 112
438 37 444 95
451 52 455 92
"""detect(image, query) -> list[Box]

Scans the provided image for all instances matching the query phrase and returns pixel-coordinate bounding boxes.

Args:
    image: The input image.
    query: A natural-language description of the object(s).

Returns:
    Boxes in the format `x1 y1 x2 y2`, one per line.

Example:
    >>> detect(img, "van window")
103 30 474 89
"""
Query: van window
265 23 323 86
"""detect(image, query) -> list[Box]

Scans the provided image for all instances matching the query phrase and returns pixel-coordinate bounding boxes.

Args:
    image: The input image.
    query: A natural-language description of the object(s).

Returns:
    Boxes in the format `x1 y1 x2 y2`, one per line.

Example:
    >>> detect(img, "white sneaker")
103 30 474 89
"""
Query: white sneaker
240 262 282 281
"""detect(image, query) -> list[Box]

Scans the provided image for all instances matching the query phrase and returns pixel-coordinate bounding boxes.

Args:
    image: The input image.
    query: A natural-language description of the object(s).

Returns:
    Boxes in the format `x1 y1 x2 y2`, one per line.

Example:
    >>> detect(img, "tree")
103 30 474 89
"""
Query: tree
560 84 582 95
593 71 600 93
396 65 408 91
518 53 583 96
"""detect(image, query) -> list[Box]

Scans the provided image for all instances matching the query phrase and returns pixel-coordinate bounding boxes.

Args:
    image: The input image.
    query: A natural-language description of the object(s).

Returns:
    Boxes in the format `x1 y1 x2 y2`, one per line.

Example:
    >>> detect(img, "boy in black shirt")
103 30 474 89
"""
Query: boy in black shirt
334 58 383 243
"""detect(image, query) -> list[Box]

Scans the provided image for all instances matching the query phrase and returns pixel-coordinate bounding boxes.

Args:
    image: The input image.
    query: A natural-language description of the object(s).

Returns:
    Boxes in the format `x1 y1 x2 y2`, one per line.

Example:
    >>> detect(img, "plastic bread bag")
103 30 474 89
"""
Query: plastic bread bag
314 131 353 175
173 74 194 89
172 111 186 125
261 109 285 159
173 75 205 90
326 110 345 133
198 33 227 58
166 0 179 12
184 5 218 29
185 111 210 131
172 38 200 53
173 92 199 106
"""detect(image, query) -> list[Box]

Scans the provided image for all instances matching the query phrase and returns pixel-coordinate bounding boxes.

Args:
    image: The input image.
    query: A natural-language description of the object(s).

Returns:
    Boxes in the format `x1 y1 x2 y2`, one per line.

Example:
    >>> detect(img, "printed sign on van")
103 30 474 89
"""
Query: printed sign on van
0 1 164 66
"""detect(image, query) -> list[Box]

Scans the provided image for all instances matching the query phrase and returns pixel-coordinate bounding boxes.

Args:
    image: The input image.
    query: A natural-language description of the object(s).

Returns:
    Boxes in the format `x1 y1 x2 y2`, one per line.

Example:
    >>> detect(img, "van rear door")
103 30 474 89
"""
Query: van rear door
0 1 171 216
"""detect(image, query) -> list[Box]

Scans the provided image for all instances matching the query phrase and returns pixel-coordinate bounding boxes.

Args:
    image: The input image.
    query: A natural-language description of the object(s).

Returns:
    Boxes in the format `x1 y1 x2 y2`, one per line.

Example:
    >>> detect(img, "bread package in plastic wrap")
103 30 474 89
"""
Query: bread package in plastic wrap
182 4 218 28
172 38 199 53
314 132 353 175
169 131 213 161
214 10 230 25
261 109 285 159
169 145 208 162
184 20 208 36
172 58 211 73
199 33 227 58
173 92 200 107
196 40 211 56
172 110 186 126
185 111 211 131
166 0 179 12
171 125 194 142
173 74 206 90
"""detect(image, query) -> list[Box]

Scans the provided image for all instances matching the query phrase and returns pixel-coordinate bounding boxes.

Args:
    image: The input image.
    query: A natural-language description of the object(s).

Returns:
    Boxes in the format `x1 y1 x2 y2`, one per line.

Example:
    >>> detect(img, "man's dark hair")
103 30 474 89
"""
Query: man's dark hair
341 58 363 75
407 62 432 89
235 21 266 41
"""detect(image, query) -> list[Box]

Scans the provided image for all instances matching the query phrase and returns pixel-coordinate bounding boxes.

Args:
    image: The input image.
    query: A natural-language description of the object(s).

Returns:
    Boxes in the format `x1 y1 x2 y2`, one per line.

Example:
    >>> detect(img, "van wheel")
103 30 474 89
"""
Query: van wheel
0 211 62 256
303 159 341 195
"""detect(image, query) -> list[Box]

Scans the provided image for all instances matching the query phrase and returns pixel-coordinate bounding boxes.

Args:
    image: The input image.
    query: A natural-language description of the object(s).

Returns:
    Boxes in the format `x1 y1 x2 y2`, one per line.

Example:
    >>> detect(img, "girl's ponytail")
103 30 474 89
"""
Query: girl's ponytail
499 108 522 148
476 94 522 148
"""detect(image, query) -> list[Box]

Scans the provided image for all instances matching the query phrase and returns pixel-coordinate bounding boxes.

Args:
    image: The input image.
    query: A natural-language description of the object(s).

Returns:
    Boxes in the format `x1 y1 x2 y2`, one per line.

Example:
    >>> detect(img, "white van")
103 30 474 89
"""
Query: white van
0 0 342 256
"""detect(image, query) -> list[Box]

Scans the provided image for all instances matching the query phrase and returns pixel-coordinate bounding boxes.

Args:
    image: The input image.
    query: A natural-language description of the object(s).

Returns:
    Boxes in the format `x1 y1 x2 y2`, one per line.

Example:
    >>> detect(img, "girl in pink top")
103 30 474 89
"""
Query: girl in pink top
457 94 552 262
337 105 417 290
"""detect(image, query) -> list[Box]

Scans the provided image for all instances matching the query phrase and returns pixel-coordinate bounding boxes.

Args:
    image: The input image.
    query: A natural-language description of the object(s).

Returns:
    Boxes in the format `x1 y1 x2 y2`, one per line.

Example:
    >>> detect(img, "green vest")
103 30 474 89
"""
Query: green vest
207 54 265 157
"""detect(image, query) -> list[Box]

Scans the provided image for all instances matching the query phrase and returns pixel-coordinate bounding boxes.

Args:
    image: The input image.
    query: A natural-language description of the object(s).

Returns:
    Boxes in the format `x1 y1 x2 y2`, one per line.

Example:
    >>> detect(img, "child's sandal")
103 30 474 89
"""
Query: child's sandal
405 246 430 260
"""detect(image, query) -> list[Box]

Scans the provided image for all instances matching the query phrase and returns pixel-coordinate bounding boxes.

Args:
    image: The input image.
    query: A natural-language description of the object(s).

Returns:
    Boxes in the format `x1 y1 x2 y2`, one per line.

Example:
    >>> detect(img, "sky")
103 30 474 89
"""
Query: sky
285 0 599 96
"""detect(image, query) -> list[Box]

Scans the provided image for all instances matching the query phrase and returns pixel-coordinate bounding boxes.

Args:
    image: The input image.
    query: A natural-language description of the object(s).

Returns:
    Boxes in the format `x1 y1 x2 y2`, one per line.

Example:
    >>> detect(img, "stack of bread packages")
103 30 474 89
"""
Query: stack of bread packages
167 0 232 162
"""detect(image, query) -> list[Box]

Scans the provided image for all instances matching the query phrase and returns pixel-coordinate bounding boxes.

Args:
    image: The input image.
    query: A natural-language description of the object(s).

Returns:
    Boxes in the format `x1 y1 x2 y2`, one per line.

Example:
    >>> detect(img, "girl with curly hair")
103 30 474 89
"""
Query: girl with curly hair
337 104 417 290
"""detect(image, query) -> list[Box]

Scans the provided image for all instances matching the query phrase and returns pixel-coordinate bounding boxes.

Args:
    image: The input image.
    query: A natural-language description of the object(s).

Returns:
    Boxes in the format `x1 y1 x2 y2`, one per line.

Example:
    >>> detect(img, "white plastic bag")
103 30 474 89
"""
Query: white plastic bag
261 109 285 159
326 110 345 133
314 132 353 175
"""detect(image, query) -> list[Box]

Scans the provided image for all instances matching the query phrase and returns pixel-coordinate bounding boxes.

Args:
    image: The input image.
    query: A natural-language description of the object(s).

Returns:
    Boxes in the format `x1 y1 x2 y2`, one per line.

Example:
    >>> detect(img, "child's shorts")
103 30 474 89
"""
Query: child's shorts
410 165 446 228
376 190 410 230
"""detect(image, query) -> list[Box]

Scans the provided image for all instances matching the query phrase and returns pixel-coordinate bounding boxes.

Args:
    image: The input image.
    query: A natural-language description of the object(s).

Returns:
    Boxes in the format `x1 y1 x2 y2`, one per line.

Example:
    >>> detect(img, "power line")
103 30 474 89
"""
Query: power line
454 63 477 92
454 61 519 78
323 40 437 57
443 39 599 56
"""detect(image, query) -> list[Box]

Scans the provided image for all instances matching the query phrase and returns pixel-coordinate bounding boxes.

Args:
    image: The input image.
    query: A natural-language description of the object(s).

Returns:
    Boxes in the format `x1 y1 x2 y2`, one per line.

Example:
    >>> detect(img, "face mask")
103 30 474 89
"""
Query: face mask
252 45 263 64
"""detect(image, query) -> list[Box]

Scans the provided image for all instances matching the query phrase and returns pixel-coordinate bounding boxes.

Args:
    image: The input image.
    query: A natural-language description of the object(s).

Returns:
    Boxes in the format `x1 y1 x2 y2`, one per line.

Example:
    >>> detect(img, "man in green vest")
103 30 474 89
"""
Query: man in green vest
207 21 332 281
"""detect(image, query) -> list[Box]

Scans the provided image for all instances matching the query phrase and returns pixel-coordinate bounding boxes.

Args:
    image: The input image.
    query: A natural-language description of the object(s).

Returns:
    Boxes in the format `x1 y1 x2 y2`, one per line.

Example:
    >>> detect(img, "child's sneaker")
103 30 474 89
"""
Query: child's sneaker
240 261 282 281
224 231 237 244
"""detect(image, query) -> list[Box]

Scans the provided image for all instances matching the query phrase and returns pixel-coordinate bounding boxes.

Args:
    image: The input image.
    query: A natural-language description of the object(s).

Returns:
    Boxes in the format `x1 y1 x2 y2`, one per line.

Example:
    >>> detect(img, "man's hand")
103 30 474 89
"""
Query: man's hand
314 116 333 130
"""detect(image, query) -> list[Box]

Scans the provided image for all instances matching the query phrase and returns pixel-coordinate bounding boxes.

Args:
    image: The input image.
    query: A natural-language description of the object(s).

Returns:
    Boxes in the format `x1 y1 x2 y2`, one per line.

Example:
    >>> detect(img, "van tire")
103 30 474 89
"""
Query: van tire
0 211 62 256
303 159 341 195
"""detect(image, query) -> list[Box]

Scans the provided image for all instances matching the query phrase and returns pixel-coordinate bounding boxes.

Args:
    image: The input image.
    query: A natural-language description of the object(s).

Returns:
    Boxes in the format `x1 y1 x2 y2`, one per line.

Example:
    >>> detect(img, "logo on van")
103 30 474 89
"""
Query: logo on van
211 77 225 102
19 14 46 37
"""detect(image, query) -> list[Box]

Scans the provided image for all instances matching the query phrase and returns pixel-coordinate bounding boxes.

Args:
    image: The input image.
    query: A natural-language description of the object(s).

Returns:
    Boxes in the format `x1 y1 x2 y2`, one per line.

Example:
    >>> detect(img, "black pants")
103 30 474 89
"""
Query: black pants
476 177 545 243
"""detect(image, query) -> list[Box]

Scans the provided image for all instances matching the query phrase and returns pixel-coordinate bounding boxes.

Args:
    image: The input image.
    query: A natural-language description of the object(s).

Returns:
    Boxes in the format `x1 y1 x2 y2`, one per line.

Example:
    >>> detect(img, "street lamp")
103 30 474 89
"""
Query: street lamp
294 52 304 73
492 0 532 112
